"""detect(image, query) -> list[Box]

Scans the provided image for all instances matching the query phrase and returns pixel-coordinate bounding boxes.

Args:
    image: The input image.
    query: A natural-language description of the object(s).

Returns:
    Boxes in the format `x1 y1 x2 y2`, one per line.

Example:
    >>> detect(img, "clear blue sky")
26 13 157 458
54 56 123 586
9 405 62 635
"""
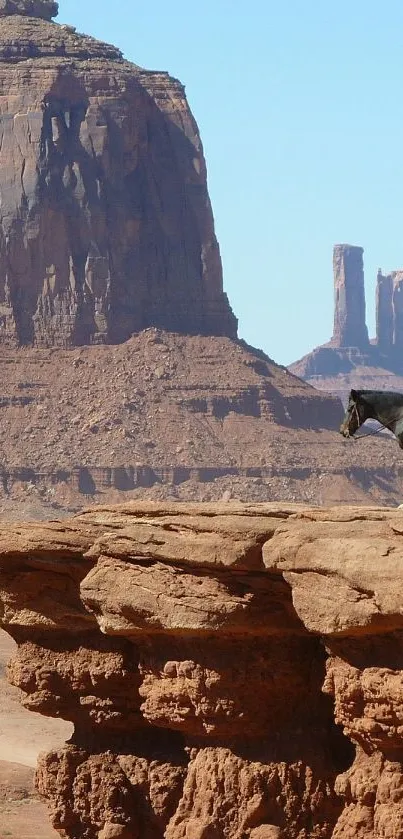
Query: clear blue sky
60 0 403 365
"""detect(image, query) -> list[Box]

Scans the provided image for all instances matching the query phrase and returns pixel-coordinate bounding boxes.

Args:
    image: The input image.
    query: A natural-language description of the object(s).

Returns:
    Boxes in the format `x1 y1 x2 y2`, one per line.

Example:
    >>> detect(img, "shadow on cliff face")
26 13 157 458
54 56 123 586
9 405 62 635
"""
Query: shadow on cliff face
77 467 97 495
0 66 236 348
330 630 403 671
239 339 345 429
224 633 355 775
346 465 401 496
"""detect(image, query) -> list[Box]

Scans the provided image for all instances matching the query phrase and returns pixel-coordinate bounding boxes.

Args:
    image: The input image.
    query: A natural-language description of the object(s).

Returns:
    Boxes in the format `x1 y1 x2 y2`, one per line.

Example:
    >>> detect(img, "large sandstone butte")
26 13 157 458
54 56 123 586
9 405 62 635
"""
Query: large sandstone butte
0 0 363 515
0 3 400 512
0 0 237 345
3 501 403 836
289 244 403 401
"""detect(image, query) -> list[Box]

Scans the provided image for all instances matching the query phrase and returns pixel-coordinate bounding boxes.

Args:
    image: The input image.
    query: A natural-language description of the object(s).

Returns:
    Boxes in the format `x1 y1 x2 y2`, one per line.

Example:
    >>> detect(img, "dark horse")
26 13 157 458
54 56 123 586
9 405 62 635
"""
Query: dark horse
340 389 403 449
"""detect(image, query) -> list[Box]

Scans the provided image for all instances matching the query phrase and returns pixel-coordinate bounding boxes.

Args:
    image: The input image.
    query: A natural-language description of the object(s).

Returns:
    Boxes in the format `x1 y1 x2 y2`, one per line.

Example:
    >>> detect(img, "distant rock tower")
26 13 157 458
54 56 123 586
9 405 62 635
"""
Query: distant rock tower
376 269 403 351
289 245 403 385
332 245 369 348
376 269 393 351
393 272 403 350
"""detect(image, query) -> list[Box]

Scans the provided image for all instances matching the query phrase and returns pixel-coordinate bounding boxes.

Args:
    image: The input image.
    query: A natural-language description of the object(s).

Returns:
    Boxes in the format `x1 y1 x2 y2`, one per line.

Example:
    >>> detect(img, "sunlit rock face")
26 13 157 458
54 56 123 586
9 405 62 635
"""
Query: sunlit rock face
2 501 403 837
0 4 237 346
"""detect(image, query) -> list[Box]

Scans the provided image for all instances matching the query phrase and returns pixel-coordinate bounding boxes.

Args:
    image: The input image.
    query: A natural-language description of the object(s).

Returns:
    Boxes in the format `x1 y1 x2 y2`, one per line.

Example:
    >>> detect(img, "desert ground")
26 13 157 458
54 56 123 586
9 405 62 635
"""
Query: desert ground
0 629 71 838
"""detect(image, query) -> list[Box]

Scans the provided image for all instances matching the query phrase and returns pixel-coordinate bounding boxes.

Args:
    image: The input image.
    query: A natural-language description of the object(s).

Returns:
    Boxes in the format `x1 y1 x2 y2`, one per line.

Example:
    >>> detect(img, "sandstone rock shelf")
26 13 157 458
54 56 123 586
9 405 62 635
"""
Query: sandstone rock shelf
2 501 403 837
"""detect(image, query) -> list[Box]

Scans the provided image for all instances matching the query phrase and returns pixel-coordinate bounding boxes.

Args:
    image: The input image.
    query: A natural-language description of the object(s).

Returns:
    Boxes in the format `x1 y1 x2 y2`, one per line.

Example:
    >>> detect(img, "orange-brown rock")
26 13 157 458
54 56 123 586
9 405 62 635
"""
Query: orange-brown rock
0 328 403 516
0 330 372 519
2 502 403 836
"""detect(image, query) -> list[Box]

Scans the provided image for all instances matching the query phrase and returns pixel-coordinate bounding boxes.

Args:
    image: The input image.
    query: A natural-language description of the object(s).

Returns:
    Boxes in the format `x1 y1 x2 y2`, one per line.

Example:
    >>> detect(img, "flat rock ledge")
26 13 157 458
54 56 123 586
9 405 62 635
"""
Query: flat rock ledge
2 501 403 838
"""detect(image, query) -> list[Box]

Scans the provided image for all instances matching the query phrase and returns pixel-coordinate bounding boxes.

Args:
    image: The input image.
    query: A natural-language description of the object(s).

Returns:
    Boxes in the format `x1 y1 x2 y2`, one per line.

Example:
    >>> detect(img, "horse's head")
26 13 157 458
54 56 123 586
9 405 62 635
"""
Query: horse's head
340 389 367 438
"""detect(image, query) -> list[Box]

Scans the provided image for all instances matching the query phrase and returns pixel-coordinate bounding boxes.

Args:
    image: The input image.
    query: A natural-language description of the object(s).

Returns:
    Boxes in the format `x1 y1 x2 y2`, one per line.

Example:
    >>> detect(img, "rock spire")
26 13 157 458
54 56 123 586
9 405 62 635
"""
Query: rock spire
289 247 403 393
0 0 58 18
376 269 393 351
332 244 369 348
377 269 403 351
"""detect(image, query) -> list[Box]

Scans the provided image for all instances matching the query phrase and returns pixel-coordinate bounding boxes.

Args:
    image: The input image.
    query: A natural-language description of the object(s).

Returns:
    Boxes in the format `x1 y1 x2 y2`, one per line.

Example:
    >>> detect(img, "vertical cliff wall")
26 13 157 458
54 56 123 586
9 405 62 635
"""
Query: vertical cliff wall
0 1 237 346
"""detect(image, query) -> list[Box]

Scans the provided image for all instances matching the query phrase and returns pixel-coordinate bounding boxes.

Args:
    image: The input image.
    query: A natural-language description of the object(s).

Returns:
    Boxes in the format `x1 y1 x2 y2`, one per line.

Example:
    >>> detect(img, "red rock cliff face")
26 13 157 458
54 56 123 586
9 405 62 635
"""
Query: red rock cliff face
2 502 403 837
0 2 236 345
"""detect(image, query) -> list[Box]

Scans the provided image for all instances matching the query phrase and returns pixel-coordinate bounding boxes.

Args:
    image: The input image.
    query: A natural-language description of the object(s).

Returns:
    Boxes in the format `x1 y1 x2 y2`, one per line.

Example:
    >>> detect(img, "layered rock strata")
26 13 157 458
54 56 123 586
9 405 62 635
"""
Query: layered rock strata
0 330 372 517
0 328 401 512
0 1 236 345
2 502 403 837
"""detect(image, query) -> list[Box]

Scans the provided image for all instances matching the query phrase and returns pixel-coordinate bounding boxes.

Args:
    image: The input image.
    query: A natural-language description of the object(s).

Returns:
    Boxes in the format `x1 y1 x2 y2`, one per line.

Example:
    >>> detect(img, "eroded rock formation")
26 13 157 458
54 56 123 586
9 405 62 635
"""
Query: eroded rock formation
332 244 369 348
376 268 393 352
2 502 403 837
377 269 403 352
0 1 236 345
289 245 403 399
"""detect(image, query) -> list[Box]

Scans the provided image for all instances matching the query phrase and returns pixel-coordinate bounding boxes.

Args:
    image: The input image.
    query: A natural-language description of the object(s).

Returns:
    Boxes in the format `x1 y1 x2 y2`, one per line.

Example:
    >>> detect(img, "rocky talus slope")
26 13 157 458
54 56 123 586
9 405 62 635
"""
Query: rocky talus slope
1 501 403 837
1 329 403 515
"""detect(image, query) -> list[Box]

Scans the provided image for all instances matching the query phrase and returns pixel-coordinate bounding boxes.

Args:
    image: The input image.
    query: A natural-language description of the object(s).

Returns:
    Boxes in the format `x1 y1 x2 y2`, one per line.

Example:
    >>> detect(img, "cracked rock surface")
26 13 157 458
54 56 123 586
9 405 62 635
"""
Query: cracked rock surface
2 501 403 837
